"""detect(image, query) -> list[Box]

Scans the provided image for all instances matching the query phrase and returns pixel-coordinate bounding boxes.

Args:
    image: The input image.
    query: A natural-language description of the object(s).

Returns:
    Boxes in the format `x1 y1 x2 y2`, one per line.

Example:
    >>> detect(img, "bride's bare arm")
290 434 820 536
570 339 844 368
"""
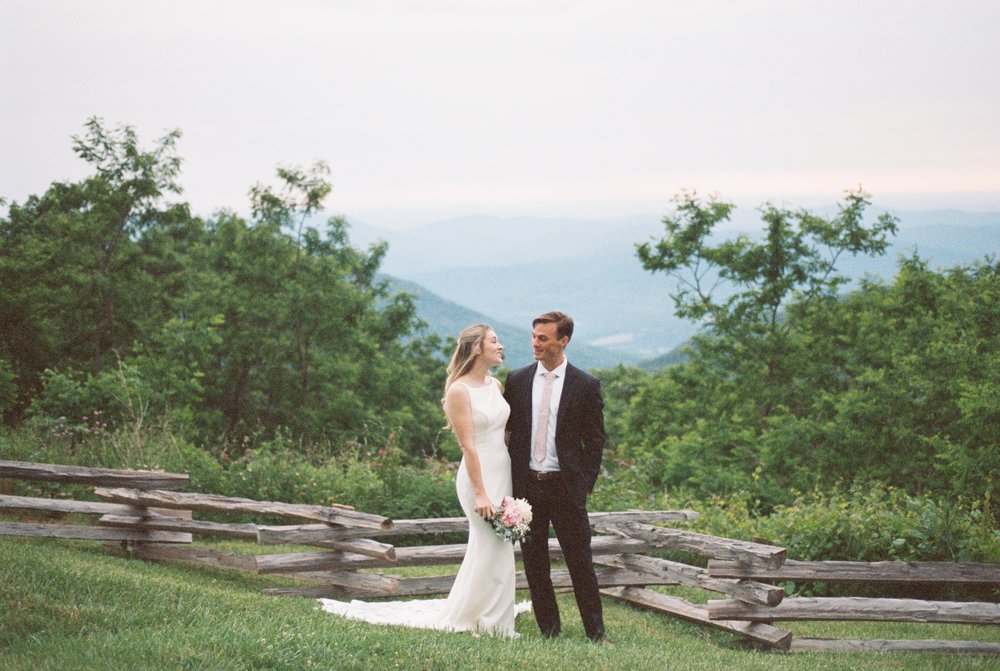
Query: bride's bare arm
444 383 496 519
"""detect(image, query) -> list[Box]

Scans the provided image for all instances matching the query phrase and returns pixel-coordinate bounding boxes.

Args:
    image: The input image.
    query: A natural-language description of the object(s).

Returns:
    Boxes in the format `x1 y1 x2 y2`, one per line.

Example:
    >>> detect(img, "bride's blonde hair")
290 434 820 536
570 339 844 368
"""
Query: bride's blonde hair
443 323 492 395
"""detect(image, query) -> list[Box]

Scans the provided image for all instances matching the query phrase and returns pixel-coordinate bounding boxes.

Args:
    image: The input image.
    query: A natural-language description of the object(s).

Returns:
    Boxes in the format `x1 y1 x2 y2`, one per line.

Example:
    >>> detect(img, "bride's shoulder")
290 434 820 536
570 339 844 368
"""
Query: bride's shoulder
448 378 471 393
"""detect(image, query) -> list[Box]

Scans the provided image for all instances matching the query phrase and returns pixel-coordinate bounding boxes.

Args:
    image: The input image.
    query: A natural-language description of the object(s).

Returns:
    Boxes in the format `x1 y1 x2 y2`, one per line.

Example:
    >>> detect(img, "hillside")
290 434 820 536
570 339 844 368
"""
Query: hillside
356 209 1000 368
385 276 641 371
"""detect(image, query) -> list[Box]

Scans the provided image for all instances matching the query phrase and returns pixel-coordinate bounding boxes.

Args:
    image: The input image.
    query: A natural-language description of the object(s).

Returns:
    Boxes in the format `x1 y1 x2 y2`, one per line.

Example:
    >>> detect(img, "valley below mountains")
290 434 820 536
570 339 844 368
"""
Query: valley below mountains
349 208 1000 370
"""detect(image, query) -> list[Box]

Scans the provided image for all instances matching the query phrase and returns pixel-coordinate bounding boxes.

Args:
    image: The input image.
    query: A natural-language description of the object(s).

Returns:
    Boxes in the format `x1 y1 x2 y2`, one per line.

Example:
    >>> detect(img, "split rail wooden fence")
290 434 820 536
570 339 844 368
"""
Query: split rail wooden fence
2 459 999 656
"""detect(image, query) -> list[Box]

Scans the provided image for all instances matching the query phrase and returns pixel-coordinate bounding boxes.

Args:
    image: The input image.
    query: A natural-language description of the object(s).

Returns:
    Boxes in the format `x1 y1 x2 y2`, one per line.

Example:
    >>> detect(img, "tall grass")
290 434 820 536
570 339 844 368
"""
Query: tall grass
3 537 998 671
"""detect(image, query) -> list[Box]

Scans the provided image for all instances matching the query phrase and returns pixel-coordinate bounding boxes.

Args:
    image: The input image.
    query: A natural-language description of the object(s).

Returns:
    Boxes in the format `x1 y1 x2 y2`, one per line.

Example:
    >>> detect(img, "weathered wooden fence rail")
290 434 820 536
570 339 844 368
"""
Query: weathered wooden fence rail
3 459 998 656
709 558 1000 584
0 460 189 489
0 460 195 543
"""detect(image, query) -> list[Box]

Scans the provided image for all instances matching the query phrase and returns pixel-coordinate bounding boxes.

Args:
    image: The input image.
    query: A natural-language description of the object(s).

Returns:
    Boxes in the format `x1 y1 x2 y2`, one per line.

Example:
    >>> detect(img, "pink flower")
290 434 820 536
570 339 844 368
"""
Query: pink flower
500 496 522 526
488 496 533 543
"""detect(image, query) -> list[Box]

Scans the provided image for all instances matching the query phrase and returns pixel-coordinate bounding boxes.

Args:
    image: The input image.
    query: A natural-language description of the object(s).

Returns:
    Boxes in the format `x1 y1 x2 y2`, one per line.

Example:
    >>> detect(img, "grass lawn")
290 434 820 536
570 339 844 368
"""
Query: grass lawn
2 537 998 671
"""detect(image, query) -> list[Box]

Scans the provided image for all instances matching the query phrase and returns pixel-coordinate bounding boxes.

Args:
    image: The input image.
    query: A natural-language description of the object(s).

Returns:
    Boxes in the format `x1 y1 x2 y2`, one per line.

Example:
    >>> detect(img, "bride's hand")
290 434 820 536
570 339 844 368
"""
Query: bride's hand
474 494 495 520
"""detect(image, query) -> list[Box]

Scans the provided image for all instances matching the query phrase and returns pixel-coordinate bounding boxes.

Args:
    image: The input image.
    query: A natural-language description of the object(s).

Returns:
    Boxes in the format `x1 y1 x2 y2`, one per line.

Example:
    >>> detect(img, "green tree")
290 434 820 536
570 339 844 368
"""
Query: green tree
620 215 1000 515
615 189 900 504
4 118 447 459
251 163 333 411
636 187 898 421
591 364 650 451
0 117 184 419
65 117 183 373
183 165 444 454
762 256 1000 510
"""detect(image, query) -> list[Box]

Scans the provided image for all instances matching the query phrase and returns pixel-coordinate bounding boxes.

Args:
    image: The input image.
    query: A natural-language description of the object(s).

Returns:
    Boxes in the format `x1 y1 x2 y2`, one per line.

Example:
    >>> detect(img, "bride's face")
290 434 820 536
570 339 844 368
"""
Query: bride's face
480 330 504 366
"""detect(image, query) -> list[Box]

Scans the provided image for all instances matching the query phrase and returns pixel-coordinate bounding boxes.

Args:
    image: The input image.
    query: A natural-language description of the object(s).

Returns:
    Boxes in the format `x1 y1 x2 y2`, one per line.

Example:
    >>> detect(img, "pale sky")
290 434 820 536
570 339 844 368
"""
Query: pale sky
2 0 999 229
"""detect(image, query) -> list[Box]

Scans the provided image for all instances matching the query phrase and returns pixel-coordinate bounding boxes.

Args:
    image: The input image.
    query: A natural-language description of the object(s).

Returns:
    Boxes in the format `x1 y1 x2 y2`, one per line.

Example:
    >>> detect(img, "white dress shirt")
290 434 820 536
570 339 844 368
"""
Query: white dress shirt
530 358 568 472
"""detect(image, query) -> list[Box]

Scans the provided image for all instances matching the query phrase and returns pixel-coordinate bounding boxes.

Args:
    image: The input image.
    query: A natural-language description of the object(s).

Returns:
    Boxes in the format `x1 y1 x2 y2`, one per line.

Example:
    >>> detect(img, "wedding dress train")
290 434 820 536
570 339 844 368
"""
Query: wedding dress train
318 379 529 637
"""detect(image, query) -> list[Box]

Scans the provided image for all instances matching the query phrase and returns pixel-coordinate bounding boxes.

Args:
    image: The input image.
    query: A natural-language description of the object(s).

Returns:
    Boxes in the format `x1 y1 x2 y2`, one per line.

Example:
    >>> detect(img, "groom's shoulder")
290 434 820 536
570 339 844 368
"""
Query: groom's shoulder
567 362 597 381
505 363 536 385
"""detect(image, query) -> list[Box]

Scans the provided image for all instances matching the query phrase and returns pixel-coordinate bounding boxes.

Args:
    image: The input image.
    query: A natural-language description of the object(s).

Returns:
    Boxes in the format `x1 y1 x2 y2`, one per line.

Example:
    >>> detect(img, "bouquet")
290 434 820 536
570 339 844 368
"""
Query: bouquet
489 496 532 543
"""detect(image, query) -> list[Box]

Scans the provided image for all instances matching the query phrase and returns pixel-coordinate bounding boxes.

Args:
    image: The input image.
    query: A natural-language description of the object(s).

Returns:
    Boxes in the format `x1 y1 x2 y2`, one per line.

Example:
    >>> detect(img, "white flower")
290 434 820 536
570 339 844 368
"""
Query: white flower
488 497 533 543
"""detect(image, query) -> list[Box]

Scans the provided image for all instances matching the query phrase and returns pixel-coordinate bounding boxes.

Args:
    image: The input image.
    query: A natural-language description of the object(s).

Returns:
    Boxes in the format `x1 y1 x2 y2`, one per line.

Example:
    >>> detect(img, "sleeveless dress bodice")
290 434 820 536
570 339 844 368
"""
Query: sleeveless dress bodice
454 380 511 509
318 378 526 637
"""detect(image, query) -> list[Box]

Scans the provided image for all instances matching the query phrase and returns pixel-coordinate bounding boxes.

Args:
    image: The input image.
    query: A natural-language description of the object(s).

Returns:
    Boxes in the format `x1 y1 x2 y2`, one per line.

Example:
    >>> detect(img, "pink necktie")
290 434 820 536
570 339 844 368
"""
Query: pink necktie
534 371 554 463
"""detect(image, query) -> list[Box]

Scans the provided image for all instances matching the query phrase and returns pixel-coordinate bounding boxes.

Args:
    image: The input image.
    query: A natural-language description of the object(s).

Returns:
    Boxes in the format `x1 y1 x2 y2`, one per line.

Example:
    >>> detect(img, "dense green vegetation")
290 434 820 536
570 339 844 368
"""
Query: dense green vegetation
596 192 1000 530
1 118 448 459
2 118 998 565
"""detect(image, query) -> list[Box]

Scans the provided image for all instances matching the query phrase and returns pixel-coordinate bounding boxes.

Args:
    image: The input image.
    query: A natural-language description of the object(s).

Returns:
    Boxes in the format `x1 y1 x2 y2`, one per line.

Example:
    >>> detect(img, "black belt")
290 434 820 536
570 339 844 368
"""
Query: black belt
528 470 561 481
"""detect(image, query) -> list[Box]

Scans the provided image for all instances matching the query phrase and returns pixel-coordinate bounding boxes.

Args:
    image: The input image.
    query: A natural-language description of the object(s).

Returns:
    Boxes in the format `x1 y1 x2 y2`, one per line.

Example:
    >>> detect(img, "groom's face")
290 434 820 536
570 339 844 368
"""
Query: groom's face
532 322 568 369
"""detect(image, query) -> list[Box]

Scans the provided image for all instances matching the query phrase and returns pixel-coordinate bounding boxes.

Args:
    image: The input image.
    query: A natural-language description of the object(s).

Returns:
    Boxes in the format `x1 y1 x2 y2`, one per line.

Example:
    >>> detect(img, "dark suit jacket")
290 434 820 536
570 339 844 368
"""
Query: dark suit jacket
504 361 606 507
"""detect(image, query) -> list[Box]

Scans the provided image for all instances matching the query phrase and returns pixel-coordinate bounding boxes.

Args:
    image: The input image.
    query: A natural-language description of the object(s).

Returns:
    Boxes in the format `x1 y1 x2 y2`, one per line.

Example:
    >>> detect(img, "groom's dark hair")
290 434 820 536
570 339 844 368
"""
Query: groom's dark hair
533 311 574 342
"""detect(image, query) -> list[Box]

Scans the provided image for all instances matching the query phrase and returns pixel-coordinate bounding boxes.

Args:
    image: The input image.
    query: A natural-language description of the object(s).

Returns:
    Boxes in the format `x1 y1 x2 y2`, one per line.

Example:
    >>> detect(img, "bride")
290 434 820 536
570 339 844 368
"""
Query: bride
319 324 528 636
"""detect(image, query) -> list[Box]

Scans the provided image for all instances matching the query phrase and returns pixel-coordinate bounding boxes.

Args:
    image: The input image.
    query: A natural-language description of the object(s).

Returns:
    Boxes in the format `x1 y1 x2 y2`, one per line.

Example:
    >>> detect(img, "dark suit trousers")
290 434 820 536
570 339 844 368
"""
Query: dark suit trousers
520 475 605 640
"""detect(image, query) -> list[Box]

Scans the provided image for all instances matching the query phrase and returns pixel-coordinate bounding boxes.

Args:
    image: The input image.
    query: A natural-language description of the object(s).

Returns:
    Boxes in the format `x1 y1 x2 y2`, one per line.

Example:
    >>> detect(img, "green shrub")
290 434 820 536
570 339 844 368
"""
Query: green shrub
0 358 16 420
215 439 459 520
678 484 999 565
591 454 668 511
754 484 999 563
161 441 227 495
386 460 460 519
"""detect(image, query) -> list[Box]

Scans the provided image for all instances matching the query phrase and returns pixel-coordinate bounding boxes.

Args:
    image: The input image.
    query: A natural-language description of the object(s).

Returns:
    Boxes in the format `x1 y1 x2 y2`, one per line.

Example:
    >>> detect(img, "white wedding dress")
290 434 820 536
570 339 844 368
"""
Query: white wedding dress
318 378 529 637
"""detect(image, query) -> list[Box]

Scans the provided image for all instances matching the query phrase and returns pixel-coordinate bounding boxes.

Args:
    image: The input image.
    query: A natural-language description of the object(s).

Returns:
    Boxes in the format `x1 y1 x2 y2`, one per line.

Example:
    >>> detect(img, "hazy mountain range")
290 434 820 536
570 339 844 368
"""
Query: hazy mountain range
347 207 1000 370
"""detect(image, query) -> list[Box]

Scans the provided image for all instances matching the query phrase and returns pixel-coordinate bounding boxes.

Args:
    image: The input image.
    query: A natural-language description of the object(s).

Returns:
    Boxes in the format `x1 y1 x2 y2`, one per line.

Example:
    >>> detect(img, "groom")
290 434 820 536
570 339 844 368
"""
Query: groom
504 311 607 642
